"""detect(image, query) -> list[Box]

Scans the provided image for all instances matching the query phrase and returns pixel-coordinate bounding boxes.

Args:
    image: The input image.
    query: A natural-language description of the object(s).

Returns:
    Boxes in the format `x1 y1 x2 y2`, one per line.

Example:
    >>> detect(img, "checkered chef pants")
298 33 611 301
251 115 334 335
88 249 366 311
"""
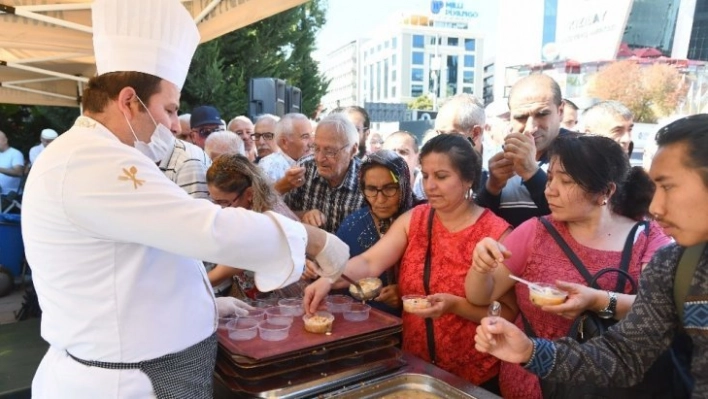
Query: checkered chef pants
67 333 217 399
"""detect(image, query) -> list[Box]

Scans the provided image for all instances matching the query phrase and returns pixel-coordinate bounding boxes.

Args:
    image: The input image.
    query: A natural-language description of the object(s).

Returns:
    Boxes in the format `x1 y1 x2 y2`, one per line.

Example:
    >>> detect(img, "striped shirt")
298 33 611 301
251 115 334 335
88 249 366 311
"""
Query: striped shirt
284 155 364 233
159 139 211 200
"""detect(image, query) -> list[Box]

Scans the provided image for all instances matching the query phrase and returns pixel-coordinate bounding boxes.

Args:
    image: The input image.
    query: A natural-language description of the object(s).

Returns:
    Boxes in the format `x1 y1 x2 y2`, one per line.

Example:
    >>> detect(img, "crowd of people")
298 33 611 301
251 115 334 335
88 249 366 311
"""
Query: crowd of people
15 0 708 398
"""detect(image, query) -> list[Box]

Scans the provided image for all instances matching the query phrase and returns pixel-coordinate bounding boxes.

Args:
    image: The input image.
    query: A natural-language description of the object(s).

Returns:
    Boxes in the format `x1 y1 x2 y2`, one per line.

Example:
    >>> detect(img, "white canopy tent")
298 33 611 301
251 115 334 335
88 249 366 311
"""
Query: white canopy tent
0 0 308 108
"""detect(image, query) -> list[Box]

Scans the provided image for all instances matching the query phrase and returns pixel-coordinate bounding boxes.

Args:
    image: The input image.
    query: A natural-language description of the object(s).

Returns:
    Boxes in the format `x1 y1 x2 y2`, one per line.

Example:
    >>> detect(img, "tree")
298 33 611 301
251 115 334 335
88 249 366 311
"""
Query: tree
587 60 687 123
182 0 329 119
407 95 434 110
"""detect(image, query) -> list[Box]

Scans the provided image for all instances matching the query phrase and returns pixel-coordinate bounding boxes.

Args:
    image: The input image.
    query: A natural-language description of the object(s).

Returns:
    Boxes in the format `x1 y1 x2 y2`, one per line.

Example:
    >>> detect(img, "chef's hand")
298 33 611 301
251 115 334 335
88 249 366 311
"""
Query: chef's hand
313 232 349 283
301 209 326 228
215 297 254 317
303 277 333 315
375 284 401 309
475 317 535 364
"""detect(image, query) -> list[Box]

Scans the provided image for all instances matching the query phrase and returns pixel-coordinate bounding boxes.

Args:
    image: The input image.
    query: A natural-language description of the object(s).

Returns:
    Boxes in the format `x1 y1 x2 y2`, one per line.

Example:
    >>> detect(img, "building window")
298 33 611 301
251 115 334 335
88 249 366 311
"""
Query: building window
392 69 397 82
392 37 398 49
412 68 424 81
411 85 424 97
391 86 397 98
447 55 458 94
448 37 459 46
463 71 474 84
464 55 475 68
412 34 425 48
384 40 389 48
465 39 476 52
392 54 397 66
463 87 473 94
412 51 424 65
384 59 389 99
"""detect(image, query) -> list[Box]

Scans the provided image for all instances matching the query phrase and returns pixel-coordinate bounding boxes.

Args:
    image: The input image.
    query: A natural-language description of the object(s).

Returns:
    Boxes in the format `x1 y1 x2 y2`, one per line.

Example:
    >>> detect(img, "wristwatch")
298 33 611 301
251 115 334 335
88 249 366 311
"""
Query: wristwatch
597 291 617 319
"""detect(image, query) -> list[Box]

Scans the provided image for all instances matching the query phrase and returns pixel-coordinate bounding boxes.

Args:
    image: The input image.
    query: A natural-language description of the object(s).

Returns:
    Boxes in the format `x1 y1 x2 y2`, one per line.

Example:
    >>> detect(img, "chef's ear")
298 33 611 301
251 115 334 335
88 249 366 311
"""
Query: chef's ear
116 87 138 118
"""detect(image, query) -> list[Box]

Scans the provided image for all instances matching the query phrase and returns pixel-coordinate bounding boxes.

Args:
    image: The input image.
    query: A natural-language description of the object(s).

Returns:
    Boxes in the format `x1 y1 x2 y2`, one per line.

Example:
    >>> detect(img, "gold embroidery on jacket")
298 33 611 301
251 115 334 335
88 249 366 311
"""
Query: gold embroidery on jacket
119 166 145 189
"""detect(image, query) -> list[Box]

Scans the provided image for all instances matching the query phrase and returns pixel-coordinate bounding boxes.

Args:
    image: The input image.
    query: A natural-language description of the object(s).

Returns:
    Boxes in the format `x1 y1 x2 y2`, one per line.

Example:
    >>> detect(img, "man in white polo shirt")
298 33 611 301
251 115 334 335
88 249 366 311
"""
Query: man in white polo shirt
0 130 24 195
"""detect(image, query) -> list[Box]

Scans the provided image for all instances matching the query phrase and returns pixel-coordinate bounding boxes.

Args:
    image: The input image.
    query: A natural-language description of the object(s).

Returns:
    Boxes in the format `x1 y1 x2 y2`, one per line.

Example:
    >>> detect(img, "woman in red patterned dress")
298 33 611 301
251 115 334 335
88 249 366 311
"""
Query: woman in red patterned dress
465 135 671 399
304 134 514 392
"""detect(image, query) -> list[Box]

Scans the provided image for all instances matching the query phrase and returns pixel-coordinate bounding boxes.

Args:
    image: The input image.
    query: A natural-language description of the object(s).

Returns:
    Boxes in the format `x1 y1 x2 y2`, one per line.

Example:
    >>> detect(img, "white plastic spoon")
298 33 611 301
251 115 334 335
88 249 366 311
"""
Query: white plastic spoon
508 274 542 291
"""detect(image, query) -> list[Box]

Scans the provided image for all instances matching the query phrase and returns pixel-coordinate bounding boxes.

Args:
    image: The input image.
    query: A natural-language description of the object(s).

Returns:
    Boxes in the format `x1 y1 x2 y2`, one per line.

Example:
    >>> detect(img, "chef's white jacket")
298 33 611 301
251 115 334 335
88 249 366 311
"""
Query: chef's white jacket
22 116 306 398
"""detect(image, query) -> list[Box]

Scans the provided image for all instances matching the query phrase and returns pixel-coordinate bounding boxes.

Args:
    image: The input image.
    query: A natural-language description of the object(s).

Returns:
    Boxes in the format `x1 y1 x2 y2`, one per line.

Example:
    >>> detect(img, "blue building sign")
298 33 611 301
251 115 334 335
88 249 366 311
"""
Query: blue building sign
430 1 479 18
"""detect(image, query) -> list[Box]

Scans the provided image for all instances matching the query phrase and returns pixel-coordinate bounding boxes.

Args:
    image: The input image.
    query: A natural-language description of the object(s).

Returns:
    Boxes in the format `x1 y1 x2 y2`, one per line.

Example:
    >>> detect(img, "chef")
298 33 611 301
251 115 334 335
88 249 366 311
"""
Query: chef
21 0 348 398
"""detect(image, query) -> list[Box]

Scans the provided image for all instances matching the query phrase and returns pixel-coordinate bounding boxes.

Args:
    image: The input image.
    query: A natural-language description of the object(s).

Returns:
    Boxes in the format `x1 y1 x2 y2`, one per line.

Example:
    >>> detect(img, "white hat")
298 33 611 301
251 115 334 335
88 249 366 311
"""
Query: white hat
92 0 200 90
41 129 58 140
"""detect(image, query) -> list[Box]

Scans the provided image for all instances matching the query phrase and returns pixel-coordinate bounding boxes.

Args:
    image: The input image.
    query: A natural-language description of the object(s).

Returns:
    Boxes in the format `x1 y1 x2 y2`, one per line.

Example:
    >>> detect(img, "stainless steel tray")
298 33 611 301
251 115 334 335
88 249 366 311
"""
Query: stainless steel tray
324 372 482 399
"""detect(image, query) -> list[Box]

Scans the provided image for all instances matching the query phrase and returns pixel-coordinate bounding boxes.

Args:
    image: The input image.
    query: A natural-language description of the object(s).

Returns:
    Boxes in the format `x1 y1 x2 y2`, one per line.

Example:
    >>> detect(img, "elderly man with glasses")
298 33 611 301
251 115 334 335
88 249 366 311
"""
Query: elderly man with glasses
284 113 365 233
258 113 315 194
252 114 280 162
189 105 224 149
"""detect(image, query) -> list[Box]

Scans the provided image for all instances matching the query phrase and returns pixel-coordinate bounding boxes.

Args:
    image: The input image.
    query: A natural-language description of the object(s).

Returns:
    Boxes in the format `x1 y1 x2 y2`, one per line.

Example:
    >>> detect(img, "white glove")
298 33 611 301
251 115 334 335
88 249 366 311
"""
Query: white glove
314 232 350 283
215 297 254 317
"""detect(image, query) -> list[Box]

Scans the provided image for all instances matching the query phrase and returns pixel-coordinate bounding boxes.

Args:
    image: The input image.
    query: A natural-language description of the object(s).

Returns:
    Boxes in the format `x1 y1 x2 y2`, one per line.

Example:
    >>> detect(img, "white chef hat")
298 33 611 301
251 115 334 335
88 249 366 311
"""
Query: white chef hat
92 0 200 90
41 129 58 140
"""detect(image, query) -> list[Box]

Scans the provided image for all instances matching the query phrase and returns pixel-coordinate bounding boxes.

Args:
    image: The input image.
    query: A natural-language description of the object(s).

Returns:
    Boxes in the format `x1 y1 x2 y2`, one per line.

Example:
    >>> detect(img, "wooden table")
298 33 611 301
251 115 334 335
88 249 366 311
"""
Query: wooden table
0 319 46 399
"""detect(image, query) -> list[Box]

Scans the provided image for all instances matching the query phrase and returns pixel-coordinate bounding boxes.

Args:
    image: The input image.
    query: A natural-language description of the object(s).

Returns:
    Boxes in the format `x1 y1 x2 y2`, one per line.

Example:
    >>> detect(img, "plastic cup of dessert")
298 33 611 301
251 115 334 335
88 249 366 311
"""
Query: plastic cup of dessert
251 297 278 308
227 318 259 341
343 303 371 322
349 277 382 301
325 295 354 313
277 298 305 316
258 318 292 341
218 315 237 330
402 295 432 313
303 311 335 334
529 283 568 307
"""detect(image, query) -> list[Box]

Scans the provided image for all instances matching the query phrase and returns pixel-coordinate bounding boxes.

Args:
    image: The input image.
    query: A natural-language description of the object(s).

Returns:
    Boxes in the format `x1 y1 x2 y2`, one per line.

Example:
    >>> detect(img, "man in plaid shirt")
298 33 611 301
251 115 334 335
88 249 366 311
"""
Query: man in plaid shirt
284 113 364 233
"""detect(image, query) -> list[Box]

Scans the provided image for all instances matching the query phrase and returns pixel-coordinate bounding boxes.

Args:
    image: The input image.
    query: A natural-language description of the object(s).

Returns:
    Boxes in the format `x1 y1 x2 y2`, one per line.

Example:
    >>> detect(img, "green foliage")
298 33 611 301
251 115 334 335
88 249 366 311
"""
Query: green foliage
182 0 330 119
407 95 434 111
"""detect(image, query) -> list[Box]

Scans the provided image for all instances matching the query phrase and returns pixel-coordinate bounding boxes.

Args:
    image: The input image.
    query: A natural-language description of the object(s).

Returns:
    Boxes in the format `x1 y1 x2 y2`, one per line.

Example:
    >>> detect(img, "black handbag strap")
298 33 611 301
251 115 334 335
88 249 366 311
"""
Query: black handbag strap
423 208 436 363
539 217 645 293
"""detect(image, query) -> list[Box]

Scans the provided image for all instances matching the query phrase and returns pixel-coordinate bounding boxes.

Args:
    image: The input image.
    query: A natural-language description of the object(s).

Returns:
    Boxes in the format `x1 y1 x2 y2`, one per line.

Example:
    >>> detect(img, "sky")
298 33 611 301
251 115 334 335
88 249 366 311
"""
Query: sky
314 0 498 60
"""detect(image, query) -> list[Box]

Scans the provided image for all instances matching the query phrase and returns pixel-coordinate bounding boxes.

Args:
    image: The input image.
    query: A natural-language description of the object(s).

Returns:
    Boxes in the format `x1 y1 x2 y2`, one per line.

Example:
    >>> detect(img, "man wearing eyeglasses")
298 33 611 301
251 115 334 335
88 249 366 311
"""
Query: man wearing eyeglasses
189 105 224 149
284 113 365 233
258 113 314 194
253 114 280 162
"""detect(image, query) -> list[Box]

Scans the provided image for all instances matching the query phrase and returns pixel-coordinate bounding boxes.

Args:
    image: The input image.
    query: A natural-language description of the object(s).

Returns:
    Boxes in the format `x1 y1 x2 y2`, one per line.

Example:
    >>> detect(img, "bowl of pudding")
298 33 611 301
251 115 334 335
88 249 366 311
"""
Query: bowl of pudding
303 311 335 334
529 283 568 306
402 295 432 313
349 277 383 301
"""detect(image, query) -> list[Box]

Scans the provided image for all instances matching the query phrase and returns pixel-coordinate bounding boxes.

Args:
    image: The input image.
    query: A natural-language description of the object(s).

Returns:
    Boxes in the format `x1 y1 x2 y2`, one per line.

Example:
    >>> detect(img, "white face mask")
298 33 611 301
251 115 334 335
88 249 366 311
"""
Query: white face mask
123 96 175 162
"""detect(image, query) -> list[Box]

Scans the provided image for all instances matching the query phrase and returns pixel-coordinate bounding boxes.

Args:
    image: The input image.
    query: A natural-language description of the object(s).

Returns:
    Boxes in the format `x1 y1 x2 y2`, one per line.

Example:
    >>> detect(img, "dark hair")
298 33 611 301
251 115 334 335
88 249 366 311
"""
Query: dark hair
655 114 708 188
360 150 413 208
82 72 163 113
419 134 482 192
548 134 655 220
332 105 370 129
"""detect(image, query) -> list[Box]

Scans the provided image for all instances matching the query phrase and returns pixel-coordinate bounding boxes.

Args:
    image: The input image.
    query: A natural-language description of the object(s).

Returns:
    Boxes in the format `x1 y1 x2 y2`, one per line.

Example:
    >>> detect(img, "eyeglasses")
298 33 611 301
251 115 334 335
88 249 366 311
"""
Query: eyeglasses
363 185 399 198
212 184 250 208
196 126 224 138
250 132 275 141
308 143 350 159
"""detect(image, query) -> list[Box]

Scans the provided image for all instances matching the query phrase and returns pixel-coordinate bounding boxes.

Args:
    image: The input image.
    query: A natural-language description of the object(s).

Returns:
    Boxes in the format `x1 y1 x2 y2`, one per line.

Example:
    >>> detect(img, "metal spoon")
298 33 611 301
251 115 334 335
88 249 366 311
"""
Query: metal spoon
488 301 502 325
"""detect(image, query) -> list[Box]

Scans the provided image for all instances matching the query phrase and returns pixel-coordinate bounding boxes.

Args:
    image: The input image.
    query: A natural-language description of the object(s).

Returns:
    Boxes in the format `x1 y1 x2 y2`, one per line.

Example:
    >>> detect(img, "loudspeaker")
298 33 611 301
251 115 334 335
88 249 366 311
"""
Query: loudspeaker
248 78 287 119
286 86 302 114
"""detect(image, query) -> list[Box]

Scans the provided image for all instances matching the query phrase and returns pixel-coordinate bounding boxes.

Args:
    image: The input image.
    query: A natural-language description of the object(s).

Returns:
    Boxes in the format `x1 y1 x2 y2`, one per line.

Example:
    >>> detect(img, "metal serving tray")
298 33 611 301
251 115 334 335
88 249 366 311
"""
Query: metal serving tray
325 372 481 399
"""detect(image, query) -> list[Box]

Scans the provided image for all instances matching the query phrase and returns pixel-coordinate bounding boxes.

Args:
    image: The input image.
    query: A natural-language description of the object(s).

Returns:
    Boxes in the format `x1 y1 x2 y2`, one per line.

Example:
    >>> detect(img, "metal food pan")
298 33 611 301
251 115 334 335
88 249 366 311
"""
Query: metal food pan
327 373 479 399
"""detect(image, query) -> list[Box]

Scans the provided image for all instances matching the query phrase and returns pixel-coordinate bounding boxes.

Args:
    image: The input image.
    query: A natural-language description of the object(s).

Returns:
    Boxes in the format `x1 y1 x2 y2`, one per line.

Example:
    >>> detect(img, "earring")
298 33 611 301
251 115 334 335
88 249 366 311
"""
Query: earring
601 198 608 206
464 187 473 201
